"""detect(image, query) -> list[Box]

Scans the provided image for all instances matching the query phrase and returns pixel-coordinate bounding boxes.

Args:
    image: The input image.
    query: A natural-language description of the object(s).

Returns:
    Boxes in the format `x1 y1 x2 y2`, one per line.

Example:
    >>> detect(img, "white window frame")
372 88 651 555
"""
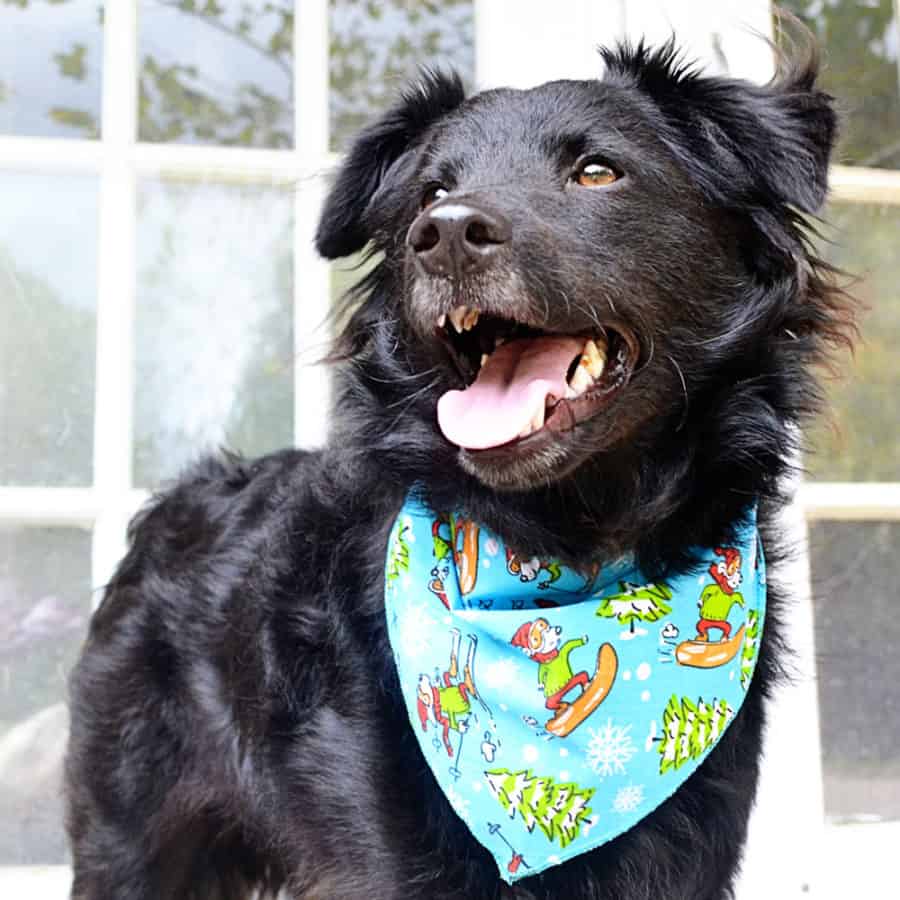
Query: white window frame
0 1 897 895
0 2 332 891
0 1 332 591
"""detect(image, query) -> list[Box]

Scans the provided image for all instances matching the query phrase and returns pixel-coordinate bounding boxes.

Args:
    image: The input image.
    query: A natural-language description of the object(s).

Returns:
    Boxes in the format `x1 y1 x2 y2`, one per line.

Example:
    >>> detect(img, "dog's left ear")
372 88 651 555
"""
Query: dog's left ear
315 69 466 259
715 53 837 213
602 40 837 214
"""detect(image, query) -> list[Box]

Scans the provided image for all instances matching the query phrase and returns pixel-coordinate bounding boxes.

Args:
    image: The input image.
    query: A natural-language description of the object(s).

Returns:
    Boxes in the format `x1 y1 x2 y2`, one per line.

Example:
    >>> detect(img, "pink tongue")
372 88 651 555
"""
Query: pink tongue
437 336 584 449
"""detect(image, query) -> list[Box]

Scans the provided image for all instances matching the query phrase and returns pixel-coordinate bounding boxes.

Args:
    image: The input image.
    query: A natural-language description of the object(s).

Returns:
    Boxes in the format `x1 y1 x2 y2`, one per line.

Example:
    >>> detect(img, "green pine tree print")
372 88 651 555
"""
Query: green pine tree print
386 520 410 586
485 768 594 849
740 609 760 690
595 582 673 635
658 695 734 774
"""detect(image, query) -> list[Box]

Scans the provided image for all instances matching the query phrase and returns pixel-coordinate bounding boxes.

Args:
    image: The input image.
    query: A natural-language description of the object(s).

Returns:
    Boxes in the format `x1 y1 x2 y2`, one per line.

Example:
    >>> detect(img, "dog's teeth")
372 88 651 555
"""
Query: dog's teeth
568 363 593 395
437 313 447 329
448 306 468 333
480 353 490 368
517 407 545 439
583 339 607 378
565 386 578 399
463 308 480 331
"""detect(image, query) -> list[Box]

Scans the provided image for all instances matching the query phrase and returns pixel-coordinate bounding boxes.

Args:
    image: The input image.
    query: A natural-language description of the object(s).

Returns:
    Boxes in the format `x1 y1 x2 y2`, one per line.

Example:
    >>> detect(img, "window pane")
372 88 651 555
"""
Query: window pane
330 249 380 304
134 177 294 487
781 0 900 169
806 202 899 481
329 0 475 151
0 526 91 864
138 0 293 148
0 172 98 487
0 0 102 139
810 521 900 823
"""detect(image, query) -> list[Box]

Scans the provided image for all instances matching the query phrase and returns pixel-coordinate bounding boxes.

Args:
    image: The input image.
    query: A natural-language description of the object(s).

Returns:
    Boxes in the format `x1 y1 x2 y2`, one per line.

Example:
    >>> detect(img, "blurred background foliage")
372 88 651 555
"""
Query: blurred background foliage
0 248 96 486
782 0 900 170
782 0 899 480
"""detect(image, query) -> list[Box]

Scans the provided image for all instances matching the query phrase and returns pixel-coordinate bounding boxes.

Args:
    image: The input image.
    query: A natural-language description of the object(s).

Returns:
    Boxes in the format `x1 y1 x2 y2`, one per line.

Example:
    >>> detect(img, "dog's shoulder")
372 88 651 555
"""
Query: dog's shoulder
127 448 312 555
85 448 326 637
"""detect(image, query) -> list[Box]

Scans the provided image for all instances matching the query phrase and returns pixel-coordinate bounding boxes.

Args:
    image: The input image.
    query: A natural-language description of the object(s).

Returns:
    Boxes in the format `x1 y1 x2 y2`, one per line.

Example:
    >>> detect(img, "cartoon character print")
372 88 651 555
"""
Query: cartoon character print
697 547 745 641
512 619 590 712
417 629 480 757
511 618 618 737
505 550 562 590
429 519 452 609
675 547 748 669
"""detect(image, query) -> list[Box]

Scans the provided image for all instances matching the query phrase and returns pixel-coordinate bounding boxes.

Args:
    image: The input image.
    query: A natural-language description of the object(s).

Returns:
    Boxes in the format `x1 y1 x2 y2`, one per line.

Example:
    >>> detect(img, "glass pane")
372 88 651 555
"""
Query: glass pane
806 203 899 481
0 172 98 487
0 0 102 139
810 521 900 823
134 177 294 487
0 526 91 864
138 0 293 148
781 0 900 168
329 0 476 151
330 249 380 304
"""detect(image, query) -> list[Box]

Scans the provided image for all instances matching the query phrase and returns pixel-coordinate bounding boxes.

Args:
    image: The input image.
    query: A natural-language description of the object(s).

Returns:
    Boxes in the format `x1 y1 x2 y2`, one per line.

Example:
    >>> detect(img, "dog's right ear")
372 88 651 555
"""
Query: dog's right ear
315 69 466 259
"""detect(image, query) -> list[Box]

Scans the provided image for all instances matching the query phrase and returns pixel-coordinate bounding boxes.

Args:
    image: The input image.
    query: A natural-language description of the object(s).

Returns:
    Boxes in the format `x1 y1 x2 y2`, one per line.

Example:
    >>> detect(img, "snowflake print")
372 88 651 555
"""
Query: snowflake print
586 719 636 777
446 784 472 824
612 783 645 814
483 656 522 690
398 602 436 659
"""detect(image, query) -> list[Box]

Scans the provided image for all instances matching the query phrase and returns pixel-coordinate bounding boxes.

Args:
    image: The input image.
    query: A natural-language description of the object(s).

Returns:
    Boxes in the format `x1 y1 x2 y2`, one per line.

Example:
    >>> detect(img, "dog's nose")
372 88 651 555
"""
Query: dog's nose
407 203 511 277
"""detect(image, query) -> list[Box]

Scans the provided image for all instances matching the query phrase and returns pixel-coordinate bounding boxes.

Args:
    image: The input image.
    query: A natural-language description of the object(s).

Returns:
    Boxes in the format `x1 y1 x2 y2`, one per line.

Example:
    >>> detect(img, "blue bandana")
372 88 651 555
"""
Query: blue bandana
384 494 765 884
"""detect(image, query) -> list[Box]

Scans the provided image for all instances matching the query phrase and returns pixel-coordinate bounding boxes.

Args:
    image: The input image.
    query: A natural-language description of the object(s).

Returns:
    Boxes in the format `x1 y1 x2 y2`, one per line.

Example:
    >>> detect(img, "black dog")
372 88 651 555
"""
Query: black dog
65 40 855 899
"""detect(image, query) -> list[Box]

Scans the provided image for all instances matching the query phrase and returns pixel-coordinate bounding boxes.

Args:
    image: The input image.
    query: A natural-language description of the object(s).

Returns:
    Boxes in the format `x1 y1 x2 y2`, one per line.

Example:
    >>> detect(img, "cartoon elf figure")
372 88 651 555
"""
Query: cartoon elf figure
696 547 745 641
511 619 590 711
417 629 479 757
511 618 618 737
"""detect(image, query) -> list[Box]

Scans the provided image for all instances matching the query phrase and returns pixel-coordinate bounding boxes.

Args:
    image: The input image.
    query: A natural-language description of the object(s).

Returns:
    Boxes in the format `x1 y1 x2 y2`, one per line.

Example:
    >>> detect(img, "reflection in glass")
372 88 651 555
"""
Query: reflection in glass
134 177 295 488
0 0 103 139
138 0 293 148
0 526 91 864
807 203 899 481
0 172 98 487
810 521 900 823
329 0 475 151
781 0 900 168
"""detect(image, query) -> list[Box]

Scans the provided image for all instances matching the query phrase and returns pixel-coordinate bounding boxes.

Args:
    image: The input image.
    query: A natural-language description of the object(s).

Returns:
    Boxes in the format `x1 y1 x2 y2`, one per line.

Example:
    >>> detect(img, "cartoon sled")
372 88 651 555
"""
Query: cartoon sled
676 624 746 669
431 517 480 596
454 519 480 594
545 643 618 737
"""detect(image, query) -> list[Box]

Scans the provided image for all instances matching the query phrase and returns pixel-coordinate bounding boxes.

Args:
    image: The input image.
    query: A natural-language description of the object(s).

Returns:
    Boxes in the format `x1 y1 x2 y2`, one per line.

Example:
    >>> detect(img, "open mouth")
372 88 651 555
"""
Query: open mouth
435 305 640 451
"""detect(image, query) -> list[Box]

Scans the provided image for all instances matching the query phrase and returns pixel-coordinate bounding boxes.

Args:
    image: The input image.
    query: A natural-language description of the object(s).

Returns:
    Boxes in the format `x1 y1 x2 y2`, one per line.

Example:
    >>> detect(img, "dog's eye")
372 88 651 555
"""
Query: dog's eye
421 184 450 209
574 162 620 188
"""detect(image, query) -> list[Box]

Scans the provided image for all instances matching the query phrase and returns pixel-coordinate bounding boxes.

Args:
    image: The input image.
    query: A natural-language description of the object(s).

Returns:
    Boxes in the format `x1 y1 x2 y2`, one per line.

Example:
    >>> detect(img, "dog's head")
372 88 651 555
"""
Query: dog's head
319 41 856 561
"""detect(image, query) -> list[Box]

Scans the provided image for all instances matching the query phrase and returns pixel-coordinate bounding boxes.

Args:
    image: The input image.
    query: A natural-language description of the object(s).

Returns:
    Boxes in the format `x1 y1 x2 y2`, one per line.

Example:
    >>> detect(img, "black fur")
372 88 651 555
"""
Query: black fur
66 40 856 900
